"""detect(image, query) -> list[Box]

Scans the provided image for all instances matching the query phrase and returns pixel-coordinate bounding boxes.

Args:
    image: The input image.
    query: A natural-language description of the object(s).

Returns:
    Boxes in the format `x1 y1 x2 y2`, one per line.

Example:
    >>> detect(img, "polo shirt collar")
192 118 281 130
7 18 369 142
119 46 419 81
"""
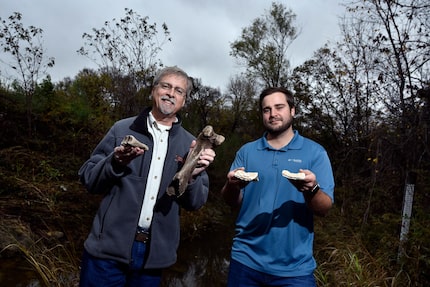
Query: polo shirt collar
258 130 303 151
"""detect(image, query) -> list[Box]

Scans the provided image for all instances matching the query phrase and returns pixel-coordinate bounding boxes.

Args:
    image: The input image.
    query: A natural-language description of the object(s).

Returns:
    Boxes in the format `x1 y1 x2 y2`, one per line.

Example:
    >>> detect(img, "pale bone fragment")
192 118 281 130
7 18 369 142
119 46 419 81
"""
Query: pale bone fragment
282 170 306 180
234 170 259 182
121 135 149 150
167 125 225 197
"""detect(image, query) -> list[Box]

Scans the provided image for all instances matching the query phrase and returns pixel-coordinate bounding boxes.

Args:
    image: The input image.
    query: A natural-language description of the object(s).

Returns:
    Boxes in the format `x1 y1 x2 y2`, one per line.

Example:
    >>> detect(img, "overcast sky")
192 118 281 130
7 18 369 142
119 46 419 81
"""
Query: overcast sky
0 0 346 91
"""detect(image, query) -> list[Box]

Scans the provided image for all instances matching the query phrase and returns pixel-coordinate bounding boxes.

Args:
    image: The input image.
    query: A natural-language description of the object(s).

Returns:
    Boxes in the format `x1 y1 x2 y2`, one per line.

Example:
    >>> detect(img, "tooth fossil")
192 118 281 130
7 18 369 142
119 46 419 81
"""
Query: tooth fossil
234 170 259 182
167 125 225 197
282 170 305 180
121 135 149 150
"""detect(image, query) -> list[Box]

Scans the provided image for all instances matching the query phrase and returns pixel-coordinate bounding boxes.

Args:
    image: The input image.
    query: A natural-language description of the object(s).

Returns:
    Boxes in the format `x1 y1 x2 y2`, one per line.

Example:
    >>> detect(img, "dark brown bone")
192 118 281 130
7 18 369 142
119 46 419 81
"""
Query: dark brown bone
121 135 149 150
167 125 225 197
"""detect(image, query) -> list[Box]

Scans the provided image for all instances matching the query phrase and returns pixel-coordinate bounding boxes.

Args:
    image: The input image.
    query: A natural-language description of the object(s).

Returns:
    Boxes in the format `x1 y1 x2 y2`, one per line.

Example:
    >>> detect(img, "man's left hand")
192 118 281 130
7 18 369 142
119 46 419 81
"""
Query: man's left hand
190 140 216 176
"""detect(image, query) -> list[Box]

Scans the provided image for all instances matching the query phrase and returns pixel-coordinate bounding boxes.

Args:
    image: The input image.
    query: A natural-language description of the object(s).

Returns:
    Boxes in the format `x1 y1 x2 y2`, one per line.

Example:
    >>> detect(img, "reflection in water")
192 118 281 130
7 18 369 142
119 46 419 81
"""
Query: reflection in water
165 259 229 287
0 258 40 287
162 224 234 287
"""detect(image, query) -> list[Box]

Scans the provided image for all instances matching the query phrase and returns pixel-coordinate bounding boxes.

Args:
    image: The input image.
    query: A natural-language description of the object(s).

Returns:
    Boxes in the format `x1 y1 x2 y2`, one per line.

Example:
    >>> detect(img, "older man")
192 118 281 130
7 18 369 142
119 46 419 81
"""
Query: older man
79 66 216 286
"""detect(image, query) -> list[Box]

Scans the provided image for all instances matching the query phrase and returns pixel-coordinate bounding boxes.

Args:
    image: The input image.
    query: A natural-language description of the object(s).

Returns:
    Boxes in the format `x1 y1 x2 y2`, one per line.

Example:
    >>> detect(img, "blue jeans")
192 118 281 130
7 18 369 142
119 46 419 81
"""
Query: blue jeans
79 240 162 287
227 258 316 287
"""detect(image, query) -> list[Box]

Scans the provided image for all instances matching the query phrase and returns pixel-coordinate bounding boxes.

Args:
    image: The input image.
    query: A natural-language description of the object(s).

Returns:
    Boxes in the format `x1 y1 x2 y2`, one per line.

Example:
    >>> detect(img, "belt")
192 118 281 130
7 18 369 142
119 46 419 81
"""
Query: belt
135 228 150 243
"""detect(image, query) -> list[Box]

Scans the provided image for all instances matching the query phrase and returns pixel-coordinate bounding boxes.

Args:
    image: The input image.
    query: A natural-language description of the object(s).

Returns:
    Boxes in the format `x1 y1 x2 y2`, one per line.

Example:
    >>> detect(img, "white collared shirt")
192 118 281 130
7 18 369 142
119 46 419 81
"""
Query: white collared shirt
138 112 170 229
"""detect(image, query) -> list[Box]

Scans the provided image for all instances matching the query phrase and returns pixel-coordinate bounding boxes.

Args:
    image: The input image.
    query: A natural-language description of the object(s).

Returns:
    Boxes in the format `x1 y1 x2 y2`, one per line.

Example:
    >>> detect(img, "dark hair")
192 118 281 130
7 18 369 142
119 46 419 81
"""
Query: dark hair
259 87 295 111
153 66 193 97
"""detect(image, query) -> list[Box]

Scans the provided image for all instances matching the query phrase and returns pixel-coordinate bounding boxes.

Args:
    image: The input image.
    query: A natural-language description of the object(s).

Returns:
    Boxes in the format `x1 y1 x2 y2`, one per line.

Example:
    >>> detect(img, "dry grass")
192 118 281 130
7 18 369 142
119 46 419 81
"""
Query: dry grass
313 207 420 287
0 218 80 287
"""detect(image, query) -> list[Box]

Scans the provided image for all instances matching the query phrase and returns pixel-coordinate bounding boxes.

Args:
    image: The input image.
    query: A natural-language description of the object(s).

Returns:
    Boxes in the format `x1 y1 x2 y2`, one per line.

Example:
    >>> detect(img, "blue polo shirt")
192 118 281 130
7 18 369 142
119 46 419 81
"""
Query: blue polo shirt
230 130 334 277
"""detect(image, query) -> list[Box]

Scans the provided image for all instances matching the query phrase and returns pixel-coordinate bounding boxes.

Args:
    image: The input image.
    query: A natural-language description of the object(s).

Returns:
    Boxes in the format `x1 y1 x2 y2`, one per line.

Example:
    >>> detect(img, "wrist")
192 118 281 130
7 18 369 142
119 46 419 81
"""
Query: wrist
308 183 320 196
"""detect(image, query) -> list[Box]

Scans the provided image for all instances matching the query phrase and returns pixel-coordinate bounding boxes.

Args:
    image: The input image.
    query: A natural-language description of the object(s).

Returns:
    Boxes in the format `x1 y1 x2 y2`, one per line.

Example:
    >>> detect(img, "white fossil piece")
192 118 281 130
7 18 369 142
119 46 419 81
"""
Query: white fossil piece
234 170 259 182
282 170 306 180
121 135 149 150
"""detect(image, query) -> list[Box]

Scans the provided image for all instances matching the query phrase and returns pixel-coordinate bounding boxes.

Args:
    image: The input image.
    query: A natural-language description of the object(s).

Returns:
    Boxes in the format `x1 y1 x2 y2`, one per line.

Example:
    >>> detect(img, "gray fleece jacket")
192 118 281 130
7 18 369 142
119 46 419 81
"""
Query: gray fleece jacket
78 107 209 269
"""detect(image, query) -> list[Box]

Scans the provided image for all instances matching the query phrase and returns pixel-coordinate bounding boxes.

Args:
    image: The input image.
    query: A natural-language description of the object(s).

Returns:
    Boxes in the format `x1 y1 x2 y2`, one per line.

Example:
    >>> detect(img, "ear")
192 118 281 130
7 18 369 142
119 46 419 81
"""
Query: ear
149 91 153 100
291 106 296 117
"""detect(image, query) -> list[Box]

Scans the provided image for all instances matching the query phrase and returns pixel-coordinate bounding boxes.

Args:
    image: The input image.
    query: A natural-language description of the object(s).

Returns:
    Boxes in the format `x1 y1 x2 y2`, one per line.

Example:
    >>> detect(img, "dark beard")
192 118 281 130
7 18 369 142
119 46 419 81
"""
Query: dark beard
266 118 293 137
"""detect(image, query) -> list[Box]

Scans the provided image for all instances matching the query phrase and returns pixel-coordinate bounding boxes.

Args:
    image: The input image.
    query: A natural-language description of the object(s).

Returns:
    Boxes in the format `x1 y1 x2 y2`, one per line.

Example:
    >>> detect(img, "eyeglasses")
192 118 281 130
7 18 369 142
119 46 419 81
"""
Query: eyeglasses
157 82 186 97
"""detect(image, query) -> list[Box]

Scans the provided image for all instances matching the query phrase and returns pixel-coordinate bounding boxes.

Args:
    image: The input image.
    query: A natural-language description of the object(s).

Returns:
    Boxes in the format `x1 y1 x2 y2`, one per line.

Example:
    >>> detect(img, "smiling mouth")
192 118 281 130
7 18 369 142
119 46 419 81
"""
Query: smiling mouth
162 99 175 106
269 119 281 124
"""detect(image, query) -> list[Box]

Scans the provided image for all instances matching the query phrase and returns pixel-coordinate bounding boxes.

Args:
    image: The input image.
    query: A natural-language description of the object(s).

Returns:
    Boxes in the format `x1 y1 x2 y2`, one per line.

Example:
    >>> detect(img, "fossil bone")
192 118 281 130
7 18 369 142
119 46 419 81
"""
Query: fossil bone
234 170 259 181
167 125 225 197
282 170 305 180
121 135 149 150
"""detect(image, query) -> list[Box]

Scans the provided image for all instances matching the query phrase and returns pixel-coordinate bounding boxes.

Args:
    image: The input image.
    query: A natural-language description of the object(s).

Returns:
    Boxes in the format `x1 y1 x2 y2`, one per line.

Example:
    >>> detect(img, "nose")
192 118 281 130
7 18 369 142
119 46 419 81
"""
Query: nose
166 86 182 97
166 87 174 97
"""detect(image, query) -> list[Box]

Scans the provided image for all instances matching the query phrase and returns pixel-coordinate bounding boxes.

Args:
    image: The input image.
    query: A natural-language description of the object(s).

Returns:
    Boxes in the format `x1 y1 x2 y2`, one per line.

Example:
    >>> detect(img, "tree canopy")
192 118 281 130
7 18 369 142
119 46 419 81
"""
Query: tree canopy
230 2 298 88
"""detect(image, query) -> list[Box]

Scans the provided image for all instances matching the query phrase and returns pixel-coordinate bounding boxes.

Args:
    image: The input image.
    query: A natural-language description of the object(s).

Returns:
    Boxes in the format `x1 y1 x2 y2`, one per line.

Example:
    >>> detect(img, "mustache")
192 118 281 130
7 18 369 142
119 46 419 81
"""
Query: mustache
269 117 282 123
161 95 176 105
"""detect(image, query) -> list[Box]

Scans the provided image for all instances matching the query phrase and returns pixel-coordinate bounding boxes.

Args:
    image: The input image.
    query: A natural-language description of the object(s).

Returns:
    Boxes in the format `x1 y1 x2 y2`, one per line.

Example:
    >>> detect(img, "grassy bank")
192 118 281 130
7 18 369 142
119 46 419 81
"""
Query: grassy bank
1 147 428 286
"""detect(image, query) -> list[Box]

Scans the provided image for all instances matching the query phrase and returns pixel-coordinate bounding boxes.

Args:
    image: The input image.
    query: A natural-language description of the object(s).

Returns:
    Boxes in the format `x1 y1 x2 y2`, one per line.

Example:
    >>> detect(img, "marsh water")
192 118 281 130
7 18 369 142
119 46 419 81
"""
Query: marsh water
161 223 234 287
1 221 235 287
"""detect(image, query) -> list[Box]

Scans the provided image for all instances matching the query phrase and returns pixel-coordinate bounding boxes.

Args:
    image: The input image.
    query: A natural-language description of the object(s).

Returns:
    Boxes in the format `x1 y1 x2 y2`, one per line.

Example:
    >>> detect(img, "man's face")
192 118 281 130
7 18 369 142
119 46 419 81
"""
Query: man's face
152 74 187 116
261 92 295 135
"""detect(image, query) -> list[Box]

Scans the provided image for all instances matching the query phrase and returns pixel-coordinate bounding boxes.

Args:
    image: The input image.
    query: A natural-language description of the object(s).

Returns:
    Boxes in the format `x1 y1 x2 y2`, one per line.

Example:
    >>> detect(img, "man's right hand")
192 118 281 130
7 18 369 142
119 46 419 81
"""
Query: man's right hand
113 145 146 166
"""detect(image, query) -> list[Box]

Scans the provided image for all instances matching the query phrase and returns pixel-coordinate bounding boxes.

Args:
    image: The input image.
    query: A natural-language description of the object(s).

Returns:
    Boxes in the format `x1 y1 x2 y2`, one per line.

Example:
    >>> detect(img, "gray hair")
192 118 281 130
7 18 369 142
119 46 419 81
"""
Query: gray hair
153 66 193 97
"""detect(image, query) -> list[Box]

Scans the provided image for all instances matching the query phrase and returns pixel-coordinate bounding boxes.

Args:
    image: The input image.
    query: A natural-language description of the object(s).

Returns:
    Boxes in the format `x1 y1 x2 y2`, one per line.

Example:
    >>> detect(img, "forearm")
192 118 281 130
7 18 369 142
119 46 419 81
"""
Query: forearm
221 181 243 208
178 173 209 211
304 190 333 216
79 153 125 194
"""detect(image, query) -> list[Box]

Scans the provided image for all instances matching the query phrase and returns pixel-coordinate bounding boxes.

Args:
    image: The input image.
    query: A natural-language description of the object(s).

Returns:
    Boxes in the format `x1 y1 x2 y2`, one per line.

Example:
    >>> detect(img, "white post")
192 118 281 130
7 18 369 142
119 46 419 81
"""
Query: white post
398 172 417 261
